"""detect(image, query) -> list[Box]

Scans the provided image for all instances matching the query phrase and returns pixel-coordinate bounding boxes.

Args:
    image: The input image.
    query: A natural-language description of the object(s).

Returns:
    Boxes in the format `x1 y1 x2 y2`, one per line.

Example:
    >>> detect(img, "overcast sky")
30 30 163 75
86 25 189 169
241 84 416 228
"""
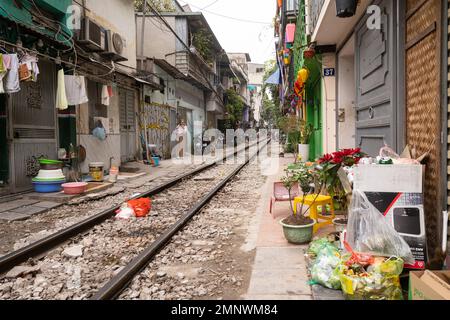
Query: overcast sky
177 0 276 64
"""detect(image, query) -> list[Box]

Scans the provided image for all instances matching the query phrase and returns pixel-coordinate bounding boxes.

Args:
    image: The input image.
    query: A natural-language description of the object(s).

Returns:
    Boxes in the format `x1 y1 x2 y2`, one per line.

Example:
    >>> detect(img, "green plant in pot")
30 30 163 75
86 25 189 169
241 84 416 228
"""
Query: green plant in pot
279 163 317 244
298 120 314 162
316 148 366 230
278 115 314 162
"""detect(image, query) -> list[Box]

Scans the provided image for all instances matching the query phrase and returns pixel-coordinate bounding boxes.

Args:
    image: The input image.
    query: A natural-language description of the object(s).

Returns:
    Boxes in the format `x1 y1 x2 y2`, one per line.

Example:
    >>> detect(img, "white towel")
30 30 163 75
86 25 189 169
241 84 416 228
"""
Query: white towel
65 75 89 105
4 54 20 93
101 85 110 106
56 69 68 110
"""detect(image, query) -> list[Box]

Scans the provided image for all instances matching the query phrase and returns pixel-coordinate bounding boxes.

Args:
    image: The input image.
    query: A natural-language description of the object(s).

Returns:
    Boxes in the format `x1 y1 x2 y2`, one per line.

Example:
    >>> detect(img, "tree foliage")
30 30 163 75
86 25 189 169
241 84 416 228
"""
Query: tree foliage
134 0 176 12
192 29 214 64
225 89 244 129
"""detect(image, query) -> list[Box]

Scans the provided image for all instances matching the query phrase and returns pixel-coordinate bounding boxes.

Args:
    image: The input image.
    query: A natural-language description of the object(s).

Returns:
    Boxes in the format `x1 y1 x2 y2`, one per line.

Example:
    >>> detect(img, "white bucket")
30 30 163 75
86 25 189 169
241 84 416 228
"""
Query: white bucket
298 144 310 162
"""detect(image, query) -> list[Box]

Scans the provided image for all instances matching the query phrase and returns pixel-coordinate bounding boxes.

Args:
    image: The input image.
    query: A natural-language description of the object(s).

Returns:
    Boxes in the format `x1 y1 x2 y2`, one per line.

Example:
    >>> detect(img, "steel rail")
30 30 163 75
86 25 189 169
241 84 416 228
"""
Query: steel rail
0 140 267 274
91 139 270 300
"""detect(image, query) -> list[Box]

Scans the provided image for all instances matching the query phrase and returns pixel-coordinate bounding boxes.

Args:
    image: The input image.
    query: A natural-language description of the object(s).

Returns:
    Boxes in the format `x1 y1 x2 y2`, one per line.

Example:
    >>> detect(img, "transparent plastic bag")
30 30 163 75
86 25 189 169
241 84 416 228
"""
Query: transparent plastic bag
310 248 342 290
346 190 415 264
379 145 400 159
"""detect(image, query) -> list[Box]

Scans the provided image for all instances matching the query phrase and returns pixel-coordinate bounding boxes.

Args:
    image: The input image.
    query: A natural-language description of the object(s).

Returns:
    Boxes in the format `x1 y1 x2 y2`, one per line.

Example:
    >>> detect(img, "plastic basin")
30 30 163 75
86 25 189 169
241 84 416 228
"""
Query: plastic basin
32 181 64 193
62 182 88 195
35 169 65 180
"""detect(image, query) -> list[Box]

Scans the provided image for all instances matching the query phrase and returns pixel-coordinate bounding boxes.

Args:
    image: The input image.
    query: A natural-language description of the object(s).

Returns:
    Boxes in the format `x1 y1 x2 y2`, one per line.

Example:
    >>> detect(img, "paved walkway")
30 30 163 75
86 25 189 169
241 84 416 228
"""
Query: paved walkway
243 153 313 300
244 150 344 300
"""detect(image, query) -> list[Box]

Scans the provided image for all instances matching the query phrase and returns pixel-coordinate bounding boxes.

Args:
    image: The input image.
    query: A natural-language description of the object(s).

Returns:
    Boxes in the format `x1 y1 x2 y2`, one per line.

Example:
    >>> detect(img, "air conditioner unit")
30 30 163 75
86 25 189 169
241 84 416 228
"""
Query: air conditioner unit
77 17 105 52
101 30 128 62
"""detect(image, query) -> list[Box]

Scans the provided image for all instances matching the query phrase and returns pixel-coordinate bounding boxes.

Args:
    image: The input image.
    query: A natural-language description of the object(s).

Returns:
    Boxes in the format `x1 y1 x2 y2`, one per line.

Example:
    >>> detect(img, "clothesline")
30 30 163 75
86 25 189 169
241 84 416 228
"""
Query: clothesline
0 39 137 86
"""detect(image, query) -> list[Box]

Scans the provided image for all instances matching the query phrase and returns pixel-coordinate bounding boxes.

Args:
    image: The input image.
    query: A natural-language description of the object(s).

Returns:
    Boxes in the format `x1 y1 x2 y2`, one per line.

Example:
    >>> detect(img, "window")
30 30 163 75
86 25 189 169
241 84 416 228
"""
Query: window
87 80 108 132
256 68 264 73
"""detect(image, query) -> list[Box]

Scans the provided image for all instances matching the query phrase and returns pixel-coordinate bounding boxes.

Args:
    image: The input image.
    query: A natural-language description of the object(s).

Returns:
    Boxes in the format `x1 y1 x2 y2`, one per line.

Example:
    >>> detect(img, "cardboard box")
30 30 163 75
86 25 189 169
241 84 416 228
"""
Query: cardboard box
409 270 450 300
354 164 427 269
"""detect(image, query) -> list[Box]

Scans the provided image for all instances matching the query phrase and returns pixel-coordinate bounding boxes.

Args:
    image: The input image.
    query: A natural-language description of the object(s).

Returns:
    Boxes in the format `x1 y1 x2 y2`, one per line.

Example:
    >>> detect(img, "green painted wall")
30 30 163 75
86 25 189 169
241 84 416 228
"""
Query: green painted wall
292 0 323 161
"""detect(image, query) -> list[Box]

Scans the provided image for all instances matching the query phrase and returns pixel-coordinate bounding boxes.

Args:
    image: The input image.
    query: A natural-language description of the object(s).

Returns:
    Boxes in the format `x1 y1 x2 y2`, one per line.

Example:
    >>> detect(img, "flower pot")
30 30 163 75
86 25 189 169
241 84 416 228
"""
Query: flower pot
335 0 358 18
279 219 316 244
298 144 310 162
332 218 347 233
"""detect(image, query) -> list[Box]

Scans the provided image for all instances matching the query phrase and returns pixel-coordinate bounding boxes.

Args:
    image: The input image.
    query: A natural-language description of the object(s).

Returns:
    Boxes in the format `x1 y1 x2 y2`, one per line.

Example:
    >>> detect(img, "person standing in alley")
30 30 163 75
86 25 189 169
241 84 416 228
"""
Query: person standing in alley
175 120 188 159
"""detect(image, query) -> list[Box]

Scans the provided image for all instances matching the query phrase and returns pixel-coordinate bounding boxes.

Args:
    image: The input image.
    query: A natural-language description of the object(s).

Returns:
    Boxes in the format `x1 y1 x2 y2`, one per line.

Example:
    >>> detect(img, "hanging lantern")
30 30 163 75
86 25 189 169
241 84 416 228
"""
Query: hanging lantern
283 49 291 65
298 68 310 83
303 47 316 59
285 23 296 44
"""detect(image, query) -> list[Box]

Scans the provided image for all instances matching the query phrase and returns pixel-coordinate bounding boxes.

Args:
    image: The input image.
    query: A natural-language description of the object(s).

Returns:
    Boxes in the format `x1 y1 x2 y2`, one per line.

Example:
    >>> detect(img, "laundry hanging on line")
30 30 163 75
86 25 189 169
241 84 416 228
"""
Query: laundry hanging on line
65 75 89 105
4 54 20 94
19 53 40 82
101 84 113 106
56 68 68 110
0 54 7 94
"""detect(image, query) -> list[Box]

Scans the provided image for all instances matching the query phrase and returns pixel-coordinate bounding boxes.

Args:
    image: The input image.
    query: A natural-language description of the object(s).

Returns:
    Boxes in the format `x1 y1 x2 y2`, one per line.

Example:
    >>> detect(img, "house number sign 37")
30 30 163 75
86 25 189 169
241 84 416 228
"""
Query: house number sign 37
323 68 335 77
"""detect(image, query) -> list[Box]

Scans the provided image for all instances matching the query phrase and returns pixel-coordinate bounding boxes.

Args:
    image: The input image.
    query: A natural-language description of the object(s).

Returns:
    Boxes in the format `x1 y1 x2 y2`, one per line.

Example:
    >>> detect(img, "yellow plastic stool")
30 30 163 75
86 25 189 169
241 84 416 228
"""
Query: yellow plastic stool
293 194 335 233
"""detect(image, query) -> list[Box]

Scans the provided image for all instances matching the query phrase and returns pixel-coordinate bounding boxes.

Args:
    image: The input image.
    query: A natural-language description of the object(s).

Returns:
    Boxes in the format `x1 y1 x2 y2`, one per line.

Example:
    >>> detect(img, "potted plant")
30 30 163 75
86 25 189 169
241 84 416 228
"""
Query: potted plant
279 163 317 244
335 0 358 18
316 148 366 230
298 120 314 162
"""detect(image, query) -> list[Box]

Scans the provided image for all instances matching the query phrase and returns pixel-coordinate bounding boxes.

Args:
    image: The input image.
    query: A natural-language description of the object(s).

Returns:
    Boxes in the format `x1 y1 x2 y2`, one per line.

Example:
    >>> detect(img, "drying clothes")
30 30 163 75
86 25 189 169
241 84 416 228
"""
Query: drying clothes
20 54 40 82
56 68 68 110
2 54 11 70
4 54 20 93
101 84 110 106
19 63 32 82
107 85 113 98
0 54 6 94
65 75 89 105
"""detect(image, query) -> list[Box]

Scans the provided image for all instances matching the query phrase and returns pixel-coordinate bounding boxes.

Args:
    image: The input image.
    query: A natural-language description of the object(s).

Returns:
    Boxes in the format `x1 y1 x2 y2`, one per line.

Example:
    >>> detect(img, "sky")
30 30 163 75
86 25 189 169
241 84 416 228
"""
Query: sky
177 0 276 64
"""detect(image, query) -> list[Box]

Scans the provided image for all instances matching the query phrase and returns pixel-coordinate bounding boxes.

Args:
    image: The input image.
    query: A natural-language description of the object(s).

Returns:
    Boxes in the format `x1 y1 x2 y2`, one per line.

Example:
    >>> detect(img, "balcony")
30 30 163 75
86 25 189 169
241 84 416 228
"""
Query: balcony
174 50 216 91
308 0 371 47
309 0 326 36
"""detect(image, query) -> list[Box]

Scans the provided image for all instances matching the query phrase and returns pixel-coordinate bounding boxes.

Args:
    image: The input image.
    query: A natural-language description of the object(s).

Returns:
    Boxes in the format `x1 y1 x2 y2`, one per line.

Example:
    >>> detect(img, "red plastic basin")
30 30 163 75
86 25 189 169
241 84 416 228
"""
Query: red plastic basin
61 182 88 195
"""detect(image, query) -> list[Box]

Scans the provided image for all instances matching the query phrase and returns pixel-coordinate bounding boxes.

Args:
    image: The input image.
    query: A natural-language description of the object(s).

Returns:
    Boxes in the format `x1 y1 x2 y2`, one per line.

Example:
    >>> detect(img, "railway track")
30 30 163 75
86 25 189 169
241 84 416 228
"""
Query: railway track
0 139 270 300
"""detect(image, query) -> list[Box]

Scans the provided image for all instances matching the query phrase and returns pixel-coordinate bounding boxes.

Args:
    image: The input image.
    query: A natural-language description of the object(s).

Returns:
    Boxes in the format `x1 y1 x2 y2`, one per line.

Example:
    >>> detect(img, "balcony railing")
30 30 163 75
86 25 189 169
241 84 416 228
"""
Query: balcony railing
175 50 215 90
309 0 326 36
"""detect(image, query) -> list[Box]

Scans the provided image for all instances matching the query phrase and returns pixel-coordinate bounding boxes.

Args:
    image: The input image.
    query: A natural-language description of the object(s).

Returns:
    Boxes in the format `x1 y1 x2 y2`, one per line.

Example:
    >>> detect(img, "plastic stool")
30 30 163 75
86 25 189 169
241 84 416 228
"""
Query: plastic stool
293 194 335 233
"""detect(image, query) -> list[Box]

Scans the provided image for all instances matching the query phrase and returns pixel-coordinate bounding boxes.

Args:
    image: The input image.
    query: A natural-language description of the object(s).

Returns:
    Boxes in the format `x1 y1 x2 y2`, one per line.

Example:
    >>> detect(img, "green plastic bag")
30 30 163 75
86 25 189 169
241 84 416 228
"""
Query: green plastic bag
308 238 338 257
309 239 341 290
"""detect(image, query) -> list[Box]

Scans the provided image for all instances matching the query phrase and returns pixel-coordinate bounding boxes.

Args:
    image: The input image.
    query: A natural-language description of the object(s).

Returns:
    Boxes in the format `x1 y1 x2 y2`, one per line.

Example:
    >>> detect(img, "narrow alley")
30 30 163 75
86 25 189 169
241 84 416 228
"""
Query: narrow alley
0 0 448 311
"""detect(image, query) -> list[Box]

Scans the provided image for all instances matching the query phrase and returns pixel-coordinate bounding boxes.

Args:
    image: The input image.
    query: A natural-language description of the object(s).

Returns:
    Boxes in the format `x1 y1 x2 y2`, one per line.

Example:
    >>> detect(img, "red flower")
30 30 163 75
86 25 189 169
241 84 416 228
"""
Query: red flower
351 148 361 155
332 156 343 164
318 153 333 164
341 149 354 157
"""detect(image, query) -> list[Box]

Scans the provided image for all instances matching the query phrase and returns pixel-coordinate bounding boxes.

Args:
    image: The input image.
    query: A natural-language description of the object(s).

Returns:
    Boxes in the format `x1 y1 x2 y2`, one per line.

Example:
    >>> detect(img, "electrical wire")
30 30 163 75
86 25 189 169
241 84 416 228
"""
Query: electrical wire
181 1 272 25
201 0 221 10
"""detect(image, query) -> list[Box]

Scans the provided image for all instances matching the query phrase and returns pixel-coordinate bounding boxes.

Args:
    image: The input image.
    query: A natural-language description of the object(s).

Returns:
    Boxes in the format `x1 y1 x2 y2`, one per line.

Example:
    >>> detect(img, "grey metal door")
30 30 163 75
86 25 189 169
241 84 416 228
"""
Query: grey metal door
355 0 396 156
9 60 57 192
119 88 137 162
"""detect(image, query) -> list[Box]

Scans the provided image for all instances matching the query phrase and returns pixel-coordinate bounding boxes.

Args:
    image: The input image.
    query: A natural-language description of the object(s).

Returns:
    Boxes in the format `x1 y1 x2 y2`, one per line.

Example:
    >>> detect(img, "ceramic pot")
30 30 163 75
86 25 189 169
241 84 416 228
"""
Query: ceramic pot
279 219 316 244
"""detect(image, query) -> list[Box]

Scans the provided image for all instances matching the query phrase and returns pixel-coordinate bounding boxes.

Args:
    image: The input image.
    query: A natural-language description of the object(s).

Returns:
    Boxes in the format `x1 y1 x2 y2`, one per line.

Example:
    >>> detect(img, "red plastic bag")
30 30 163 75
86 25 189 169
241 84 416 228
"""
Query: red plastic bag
344 241 374 267
127 198 151 218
